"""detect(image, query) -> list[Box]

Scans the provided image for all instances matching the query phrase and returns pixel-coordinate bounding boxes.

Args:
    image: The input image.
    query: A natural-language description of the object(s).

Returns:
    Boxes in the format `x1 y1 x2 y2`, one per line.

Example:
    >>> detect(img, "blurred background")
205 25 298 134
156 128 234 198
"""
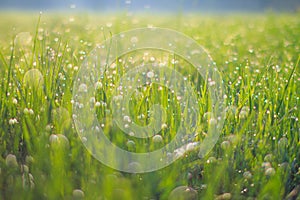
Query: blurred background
0 0 300 12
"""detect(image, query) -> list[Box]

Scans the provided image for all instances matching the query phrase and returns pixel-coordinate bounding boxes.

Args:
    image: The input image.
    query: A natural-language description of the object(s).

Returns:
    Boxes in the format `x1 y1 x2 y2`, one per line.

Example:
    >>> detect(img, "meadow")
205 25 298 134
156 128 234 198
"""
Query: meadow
0 11 299 199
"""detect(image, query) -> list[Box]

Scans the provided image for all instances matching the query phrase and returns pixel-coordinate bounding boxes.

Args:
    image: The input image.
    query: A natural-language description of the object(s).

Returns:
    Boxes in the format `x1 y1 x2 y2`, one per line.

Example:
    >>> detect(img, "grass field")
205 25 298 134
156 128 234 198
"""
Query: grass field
0 12 299 199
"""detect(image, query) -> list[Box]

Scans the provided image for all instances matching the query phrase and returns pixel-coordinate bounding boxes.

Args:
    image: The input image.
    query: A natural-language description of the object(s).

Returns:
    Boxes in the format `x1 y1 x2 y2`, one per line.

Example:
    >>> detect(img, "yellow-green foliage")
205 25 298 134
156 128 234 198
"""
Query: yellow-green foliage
0 11 299 199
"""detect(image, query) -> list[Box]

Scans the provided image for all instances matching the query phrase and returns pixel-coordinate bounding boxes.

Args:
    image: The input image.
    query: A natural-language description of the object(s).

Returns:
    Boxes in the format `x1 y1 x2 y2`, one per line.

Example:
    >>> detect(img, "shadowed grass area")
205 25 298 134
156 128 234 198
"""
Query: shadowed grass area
0 12 299 199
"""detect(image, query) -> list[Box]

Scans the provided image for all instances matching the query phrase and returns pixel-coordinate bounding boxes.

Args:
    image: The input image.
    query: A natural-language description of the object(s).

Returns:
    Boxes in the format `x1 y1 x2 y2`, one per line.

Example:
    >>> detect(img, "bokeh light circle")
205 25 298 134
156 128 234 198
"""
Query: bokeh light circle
72 28 225 173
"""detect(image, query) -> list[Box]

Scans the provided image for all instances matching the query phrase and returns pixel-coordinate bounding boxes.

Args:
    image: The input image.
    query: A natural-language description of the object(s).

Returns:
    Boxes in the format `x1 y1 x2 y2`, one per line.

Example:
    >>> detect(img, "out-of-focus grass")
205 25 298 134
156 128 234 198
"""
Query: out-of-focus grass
0 11 299 199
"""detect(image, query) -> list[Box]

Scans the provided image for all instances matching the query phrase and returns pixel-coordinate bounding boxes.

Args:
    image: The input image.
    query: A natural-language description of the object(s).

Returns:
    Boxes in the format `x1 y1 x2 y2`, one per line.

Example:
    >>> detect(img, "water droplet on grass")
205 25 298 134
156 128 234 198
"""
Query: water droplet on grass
14 32 32 46
221 141 230 149
206 157 217 164
278 137 288 149
152 135 163 143
25 156 34 165
126 140 135 149
265 167 275 176
264 154 273 162
130 36 138 43
72 189 84 199
215 193 232 200
168 186 198 200
6 154 18 168
243 171 252 179
127 162 141 173
49 134 69 148
23 69 44 91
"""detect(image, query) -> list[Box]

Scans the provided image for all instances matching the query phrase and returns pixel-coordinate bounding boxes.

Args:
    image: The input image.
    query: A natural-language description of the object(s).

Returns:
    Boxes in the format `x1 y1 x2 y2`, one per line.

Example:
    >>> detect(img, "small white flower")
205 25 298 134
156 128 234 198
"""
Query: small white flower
186 142 197 151
29 109 34 115
123 115 131 123
24 108 29 114
9 118 18 125
95 81 103 90
150 57 155 62
45 124 52 132
146 71 154 78
67 63 72 69
12 98 18 104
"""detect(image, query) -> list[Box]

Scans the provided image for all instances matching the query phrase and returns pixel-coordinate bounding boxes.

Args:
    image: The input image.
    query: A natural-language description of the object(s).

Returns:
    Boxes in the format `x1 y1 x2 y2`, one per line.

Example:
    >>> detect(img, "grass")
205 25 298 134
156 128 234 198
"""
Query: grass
0 11 299 199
